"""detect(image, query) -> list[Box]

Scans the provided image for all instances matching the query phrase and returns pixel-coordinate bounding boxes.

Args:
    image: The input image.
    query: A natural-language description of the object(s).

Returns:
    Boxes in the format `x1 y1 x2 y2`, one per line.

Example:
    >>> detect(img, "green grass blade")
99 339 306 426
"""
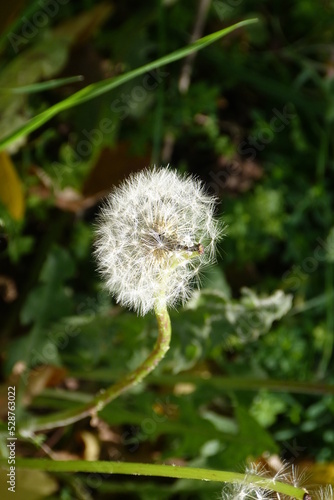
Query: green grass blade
0 19 257 152
71 19 257 106
0 458 306 498
0 75 84 94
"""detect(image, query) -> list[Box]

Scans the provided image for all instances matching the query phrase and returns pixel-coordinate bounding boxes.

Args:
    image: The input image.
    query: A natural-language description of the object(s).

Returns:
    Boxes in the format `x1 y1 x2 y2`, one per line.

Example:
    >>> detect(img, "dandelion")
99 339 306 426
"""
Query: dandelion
90 167 220 419
94 167 222 315
20 166 222 432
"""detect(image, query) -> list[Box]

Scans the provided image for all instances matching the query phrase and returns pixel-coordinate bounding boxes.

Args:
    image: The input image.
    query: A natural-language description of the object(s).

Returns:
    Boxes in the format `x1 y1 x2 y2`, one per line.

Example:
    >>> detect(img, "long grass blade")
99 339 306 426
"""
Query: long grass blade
0 19 257 152
0 75 84 94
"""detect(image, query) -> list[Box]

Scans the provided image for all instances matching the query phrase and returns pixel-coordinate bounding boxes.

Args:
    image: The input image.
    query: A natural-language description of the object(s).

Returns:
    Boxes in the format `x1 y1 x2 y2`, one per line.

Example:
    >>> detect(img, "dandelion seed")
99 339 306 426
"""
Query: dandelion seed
94 167 222 315
221 482 272 500
222 461 319 500
313 484 333 500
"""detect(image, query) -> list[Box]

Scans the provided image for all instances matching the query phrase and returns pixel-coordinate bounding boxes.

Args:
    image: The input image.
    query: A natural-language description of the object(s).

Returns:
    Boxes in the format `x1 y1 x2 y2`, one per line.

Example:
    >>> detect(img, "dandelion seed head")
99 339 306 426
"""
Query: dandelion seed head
94 167 223 315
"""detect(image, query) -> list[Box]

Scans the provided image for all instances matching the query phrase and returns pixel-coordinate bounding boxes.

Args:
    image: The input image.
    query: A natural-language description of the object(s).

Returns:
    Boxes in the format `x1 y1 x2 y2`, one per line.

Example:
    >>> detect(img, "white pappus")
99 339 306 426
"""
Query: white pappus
94 167 223 315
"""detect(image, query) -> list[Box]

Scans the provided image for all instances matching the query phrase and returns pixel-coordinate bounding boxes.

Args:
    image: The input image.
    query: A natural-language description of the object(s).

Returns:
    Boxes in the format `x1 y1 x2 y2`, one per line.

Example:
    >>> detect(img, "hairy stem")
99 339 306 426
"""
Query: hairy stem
19 302 171 434
1 459 307 499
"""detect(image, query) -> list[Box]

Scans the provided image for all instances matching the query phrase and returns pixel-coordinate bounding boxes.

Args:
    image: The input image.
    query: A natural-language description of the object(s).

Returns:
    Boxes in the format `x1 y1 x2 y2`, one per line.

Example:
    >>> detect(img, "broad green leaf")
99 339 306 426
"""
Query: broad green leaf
0 19 257 152
210 405 278 469
188 287 292 345
6 246 75 377
250 391 287 427
21 246 75 325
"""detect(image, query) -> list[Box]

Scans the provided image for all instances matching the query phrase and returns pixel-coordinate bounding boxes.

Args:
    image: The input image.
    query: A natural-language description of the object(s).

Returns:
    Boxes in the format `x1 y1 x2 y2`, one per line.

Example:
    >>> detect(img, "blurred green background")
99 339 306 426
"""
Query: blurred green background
0 0 333 498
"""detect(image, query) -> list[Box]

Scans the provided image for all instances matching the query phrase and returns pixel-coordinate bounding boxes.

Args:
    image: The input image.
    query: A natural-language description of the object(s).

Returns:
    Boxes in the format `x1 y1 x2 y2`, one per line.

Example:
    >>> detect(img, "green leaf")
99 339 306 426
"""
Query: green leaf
13 246 75 371
0 19 257 152
187 287 292 349
213 405 278 469
250 391 287 427
0 75 84 94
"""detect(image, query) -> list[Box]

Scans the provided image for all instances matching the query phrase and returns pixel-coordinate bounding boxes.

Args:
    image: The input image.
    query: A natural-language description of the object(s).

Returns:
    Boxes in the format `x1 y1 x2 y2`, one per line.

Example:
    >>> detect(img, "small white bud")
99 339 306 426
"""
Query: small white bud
94 167 222 315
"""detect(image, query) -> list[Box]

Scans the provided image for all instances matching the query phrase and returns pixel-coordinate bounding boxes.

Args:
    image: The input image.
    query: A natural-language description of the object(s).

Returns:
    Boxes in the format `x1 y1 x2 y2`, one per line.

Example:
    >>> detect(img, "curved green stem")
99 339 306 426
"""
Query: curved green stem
19 302 171 434
1 458 307 499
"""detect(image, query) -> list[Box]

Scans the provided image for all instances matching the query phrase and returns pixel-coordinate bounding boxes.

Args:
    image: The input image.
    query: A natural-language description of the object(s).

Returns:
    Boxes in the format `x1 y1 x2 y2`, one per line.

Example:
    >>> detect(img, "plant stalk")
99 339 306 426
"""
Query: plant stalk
19 302 171 434
1 458 307 499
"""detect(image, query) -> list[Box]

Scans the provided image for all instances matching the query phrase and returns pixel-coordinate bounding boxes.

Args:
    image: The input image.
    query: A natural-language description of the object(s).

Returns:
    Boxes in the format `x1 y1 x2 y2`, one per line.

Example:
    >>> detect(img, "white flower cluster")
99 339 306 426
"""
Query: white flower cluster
94 167 222 315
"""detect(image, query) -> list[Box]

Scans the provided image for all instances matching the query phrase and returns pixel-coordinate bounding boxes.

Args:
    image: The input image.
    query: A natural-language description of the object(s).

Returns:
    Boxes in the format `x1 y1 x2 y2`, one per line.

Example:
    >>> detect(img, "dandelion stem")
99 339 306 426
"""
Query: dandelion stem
19 302 171 434
0 458 307 499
